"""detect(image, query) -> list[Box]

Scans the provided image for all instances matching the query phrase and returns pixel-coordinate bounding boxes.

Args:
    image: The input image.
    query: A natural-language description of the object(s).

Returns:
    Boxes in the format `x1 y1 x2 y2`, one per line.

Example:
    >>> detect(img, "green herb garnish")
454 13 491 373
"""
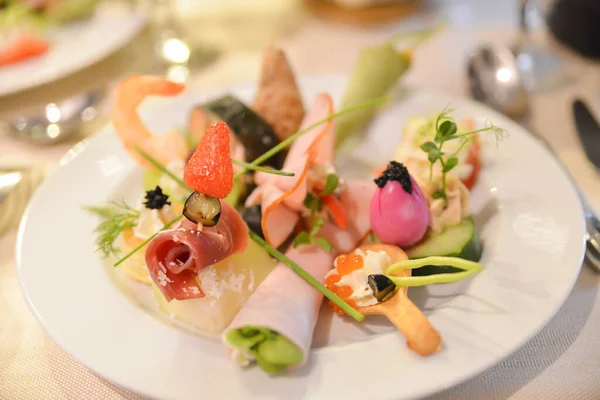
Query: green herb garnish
84 150 188 264
136 147 188 191
321 173 339 196
114 215 184 267
138 146 295 186
292 173 340 252
83 201 140 258
250 231 364 322
234 97 391 179
231 159 295 177
419 107 507 205
385 256 483 286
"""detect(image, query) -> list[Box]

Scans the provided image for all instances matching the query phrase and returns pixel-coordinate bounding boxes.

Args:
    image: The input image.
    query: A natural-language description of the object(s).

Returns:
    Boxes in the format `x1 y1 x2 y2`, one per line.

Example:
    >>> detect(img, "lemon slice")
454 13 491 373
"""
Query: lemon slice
121 228 152 285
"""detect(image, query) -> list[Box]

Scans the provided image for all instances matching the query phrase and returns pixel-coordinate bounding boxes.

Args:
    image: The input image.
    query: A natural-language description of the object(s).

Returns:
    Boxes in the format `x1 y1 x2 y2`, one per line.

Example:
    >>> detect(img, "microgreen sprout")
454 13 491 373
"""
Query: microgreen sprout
293 173 340 252
419 106 507 205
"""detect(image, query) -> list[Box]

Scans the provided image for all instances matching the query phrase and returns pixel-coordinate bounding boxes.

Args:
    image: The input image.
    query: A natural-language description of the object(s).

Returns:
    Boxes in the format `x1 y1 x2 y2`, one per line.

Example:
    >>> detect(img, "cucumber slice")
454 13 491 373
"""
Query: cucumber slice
406 217 482 276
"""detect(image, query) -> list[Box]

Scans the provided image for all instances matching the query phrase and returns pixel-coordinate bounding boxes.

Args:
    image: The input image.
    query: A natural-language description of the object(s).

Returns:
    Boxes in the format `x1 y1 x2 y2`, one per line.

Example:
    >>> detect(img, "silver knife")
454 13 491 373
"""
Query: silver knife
573 99 600 170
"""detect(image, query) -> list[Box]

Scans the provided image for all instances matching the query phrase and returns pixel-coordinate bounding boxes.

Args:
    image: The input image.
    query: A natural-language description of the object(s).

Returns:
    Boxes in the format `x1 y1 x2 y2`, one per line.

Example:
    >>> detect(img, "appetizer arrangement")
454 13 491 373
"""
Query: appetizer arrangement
86 44 506 375
0 0 100 66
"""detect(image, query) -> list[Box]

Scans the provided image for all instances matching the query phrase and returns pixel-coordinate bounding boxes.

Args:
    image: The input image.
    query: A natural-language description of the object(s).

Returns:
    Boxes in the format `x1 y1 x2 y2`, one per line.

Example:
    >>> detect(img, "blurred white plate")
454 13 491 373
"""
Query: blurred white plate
0 4 146 97
16 76 585 399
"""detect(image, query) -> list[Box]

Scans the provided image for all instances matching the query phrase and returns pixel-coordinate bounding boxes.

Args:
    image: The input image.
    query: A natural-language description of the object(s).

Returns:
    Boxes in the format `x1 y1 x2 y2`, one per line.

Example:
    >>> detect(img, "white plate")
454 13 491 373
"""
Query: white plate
16 76 585 400
0 4 146 97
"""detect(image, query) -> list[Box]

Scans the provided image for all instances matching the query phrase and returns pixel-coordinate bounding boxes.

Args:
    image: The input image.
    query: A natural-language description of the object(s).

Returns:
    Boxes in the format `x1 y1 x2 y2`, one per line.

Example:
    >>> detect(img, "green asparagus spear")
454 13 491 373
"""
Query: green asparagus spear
335 43 411 148
335 24 444 148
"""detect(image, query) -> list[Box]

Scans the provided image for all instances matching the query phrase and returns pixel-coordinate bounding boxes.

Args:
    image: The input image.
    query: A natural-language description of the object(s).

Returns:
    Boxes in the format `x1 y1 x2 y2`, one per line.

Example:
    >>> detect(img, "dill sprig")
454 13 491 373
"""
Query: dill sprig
84 201 140 258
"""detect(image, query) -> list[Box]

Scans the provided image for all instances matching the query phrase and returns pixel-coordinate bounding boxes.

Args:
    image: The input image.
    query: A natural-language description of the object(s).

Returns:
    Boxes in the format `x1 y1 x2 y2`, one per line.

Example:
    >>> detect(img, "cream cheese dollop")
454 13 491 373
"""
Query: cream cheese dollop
133 197 176 240
327 249 392 307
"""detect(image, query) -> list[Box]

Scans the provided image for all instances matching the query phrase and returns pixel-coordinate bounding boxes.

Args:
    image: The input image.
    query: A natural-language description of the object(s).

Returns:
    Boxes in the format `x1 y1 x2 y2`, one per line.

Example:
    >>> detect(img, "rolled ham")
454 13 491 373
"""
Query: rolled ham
222 181 374 369
320 179 376 253
145 202 248 302
223 244 334 367
246 93 335 248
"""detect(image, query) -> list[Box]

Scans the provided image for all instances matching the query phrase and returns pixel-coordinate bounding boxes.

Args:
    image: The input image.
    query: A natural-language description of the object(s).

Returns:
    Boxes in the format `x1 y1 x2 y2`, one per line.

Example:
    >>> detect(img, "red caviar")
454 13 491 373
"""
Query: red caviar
325 273 341 285
327 252 366 315
337 252 364 276
337 285 352 298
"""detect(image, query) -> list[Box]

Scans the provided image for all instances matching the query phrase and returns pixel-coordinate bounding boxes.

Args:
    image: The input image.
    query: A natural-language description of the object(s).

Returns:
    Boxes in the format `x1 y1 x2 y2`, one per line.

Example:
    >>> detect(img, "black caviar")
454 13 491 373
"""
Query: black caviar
374 161 412 194
144 186 171 209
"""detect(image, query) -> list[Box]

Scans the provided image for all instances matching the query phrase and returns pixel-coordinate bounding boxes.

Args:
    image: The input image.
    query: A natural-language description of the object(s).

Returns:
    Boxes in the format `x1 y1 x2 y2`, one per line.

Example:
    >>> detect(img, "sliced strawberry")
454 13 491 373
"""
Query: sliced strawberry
184 121 233 199
0 34 49 66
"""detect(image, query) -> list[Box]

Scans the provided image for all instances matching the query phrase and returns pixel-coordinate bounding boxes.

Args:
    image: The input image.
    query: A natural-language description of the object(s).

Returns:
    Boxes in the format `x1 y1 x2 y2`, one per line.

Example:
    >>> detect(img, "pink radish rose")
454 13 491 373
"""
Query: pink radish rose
370 161 429 248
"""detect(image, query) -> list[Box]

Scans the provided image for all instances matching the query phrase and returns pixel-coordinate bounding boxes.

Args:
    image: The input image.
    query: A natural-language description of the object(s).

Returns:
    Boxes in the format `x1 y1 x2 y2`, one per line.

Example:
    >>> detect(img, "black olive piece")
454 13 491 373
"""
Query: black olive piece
183 192 222 227
241 205 264 239
367 274 396 302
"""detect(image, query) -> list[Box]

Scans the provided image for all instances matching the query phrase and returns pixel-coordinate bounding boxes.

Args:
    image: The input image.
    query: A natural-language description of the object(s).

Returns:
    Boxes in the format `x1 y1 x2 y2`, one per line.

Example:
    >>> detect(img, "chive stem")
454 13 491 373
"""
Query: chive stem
231 159 295 177
386 256 483 287
114 215 183 267
249 231 365 322
135 147 188 191
234 97 391 179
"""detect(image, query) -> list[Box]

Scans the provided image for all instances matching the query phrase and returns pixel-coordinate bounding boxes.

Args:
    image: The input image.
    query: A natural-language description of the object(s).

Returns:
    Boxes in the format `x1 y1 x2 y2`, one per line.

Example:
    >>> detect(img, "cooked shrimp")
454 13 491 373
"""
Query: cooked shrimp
112 75 188 167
